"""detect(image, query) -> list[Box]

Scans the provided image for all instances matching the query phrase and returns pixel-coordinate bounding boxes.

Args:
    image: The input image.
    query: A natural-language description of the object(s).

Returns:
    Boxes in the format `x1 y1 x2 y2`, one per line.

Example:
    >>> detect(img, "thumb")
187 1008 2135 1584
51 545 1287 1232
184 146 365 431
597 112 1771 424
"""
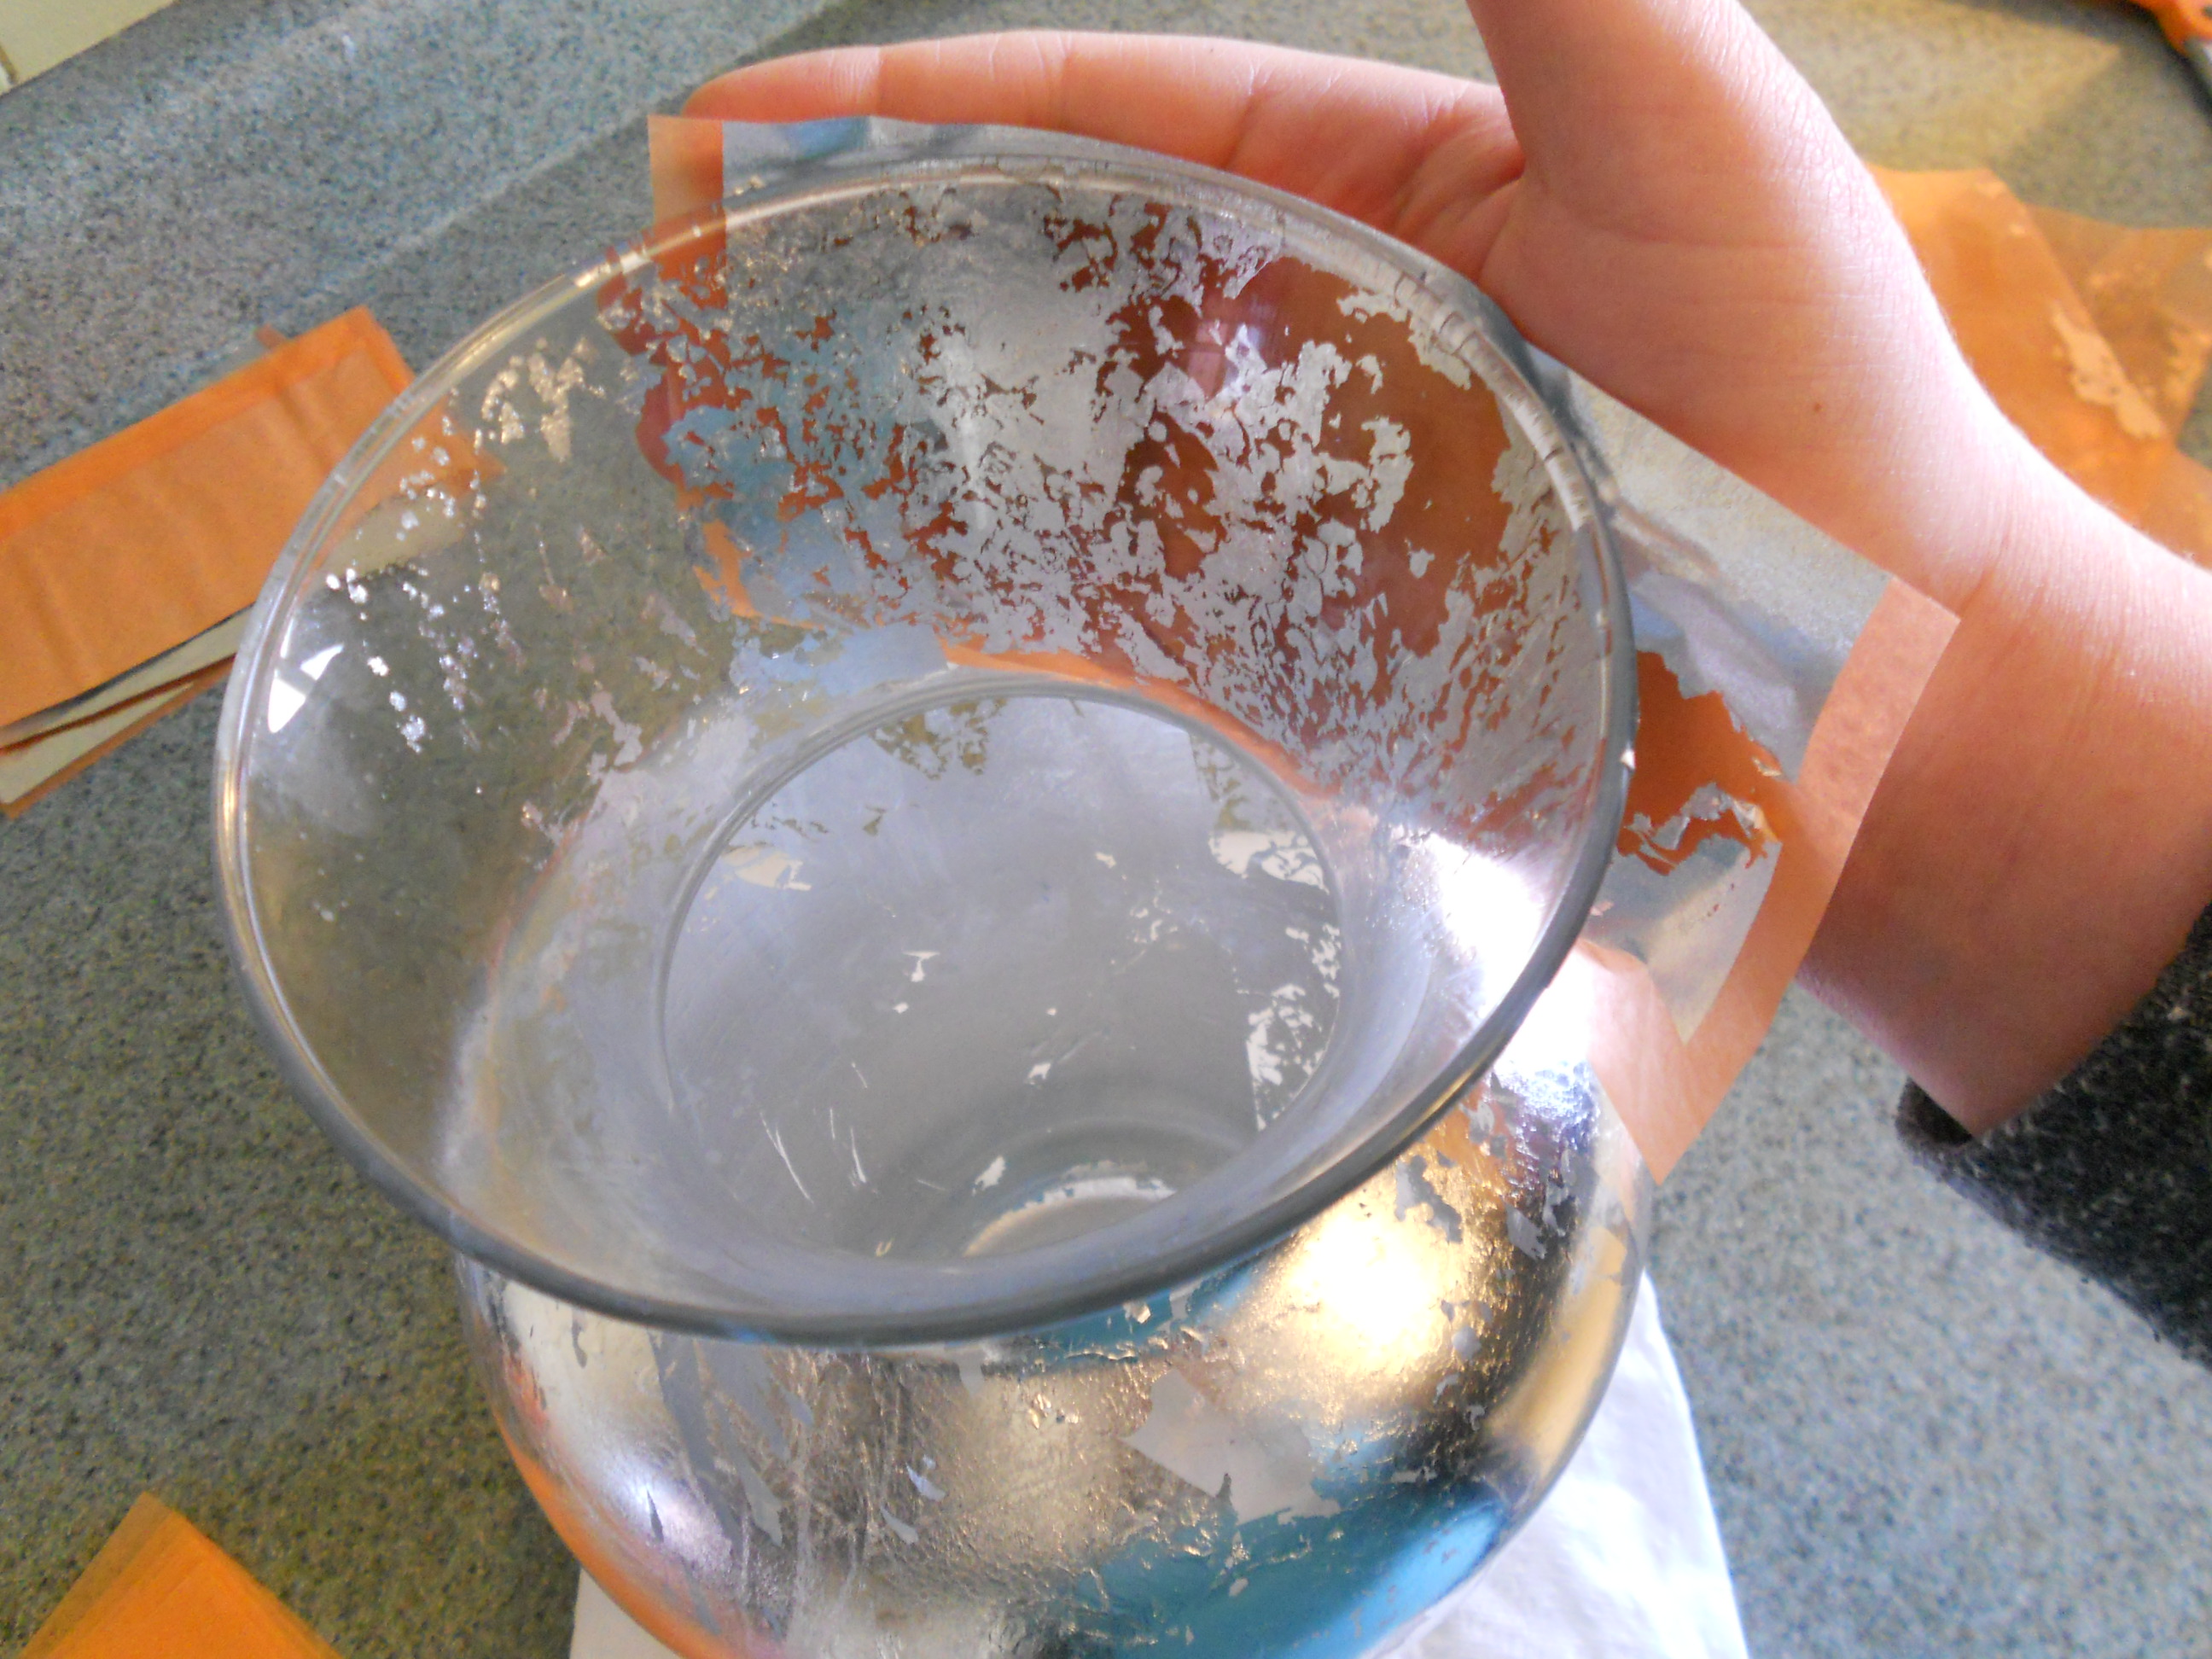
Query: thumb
1461 0 1855 242
1458 0 2005 609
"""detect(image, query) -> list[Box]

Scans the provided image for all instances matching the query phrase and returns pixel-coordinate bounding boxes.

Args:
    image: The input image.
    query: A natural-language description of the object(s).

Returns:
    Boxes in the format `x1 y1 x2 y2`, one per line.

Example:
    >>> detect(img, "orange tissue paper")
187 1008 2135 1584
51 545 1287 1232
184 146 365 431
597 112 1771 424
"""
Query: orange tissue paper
20 1495 342 1659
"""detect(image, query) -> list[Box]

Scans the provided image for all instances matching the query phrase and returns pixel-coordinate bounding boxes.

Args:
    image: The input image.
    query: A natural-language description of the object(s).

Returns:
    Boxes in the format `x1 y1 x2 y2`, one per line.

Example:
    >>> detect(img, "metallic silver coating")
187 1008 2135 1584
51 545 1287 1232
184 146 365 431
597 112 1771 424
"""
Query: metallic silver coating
457 1022 1649 1659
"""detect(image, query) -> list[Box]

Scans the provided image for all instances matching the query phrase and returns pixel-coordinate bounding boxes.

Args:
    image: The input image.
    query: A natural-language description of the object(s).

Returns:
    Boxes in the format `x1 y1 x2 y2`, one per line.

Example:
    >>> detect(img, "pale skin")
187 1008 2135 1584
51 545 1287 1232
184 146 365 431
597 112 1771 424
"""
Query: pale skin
690 2 2212 1136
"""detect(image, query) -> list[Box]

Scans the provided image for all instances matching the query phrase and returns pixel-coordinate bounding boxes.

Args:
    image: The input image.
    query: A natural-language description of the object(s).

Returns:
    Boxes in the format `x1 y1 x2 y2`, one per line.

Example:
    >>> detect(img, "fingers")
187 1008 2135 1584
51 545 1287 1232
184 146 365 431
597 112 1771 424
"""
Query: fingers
688 34 1255 160
686 32 1522 267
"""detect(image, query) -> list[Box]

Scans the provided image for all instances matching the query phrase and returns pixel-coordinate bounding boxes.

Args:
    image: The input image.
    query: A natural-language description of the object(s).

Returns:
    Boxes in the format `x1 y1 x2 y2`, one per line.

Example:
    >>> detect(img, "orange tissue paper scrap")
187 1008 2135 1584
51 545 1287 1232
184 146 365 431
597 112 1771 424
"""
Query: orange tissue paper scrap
1872 166 2212 568
20 1494 342 1659
0 308 411 735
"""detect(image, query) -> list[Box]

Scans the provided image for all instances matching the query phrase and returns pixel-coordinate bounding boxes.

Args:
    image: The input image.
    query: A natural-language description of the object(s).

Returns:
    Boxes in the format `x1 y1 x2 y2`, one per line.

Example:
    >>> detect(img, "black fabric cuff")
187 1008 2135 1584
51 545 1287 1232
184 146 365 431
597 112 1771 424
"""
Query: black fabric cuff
1896 904 2212 1366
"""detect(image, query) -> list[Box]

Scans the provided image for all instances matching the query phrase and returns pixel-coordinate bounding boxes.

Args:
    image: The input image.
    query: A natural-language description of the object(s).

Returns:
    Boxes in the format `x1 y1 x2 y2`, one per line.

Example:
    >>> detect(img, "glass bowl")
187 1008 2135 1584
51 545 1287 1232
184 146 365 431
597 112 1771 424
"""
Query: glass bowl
212 139 1633 1344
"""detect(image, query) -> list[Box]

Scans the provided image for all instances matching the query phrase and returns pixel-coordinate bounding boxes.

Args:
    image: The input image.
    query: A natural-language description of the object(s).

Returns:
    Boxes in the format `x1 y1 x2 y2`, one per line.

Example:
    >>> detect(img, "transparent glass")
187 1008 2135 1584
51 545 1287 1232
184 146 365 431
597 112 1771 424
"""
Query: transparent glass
214 148 1633 1343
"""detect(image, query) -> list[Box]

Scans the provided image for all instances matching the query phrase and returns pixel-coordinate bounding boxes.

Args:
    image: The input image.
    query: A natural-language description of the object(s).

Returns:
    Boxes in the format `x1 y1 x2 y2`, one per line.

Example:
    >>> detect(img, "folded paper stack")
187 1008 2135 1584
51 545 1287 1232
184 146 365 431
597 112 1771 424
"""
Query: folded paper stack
0 310 409 815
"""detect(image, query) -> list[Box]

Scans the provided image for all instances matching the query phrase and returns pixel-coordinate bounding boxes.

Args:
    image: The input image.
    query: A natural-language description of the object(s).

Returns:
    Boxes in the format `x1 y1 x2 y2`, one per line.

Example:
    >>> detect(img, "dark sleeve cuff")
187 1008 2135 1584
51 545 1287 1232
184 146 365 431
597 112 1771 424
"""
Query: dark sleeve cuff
1896 904 2212 1365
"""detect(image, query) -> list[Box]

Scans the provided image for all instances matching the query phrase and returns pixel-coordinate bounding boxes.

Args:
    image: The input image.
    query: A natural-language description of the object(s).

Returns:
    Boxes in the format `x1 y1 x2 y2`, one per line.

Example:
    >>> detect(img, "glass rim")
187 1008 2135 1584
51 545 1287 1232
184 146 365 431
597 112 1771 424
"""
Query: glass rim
212 140 1639 1348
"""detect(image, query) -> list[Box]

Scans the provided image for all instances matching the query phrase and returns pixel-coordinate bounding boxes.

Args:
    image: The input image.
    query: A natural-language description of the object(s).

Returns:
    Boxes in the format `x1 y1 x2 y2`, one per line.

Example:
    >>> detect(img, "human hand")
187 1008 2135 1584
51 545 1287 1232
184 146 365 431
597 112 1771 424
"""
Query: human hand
690 10 2212 1133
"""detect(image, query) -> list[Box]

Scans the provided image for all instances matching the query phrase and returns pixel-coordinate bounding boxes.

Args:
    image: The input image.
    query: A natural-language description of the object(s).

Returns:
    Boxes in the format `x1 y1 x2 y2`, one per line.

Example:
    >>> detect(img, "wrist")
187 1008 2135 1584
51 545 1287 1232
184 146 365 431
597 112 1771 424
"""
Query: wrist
1805 447 2212 1133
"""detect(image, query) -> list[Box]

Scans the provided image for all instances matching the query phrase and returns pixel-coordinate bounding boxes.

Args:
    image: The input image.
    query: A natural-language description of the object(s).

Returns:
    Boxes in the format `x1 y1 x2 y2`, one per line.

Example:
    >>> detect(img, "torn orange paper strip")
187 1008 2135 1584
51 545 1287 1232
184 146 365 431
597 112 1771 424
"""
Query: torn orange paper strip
1581 582 1957 1179
649 113 727 228
0 308 410 730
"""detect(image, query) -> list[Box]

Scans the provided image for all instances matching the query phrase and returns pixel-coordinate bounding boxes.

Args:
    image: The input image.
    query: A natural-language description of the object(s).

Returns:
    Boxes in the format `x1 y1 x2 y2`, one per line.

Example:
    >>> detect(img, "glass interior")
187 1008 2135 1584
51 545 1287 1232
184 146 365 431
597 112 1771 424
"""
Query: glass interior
215 153 1629 1341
